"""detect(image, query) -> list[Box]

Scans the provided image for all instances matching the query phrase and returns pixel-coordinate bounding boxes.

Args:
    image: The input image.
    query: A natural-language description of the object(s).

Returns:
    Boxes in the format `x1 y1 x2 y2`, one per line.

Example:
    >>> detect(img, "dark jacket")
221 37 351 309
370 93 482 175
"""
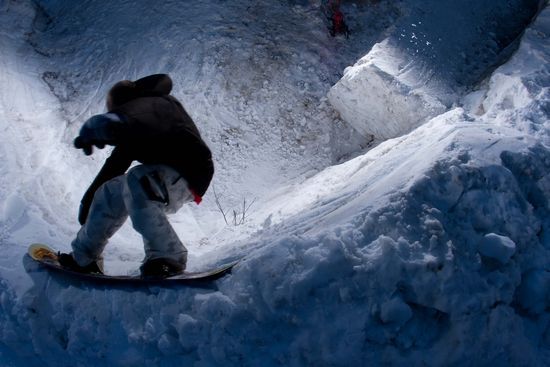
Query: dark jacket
79 75 213 223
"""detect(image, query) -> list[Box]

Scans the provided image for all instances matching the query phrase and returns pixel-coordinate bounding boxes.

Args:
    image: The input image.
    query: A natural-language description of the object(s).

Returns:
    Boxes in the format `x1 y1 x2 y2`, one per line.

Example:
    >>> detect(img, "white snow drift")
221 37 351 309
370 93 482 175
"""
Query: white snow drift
328 0 543 141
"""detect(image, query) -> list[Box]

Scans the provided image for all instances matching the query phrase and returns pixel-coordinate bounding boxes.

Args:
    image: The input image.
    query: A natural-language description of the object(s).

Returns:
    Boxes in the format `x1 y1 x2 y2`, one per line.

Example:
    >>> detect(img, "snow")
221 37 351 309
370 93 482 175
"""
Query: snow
328 38 447 140
328 0 543 140
0 0 549 366
478 233 516 264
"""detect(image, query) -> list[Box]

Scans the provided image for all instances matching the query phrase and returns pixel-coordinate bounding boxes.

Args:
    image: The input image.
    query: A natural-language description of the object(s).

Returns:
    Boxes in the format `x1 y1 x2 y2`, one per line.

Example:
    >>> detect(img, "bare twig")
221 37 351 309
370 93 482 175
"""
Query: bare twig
212 186 229 225
213 186 256 226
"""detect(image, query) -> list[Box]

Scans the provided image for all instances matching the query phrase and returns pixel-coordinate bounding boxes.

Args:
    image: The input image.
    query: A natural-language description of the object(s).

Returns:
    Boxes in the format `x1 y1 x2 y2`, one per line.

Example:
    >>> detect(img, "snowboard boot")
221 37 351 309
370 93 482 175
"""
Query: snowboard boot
140 258 184 279
57 253 104 275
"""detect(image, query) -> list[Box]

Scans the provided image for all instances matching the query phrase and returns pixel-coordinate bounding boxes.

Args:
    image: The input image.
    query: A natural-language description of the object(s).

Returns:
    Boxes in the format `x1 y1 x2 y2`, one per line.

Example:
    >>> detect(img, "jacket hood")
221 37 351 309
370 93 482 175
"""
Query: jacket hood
134 74 173 96
107 74 173 111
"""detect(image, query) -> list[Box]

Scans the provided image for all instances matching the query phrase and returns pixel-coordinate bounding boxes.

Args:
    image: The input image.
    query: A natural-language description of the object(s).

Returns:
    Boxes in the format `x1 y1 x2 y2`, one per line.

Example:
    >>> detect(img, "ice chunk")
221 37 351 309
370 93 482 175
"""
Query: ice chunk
328 41 446 140
477 233 516 264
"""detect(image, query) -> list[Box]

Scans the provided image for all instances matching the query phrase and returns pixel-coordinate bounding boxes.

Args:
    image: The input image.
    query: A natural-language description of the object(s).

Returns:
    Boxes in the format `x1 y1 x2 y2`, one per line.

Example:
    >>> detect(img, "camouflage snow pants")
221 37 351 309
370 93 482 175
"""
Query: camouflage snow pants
71 164 192 270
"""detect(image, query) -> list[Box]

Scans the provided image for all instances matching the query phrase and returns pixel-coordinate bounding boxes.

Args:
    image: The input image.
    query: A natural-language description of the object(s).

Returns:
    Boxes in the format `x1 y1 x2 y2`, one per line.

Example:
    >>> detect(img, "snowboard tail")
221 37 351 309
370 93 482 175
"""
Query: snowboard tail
28 243 239 284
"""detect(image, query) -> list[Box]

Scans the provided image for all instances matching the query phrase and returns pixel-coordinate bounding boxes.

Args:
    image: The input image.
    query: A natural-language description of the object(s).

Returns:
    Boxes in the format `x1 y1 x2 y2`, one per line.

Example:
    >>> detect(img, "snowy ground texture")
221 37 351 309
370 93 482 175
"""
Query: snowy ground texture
0 0 549 366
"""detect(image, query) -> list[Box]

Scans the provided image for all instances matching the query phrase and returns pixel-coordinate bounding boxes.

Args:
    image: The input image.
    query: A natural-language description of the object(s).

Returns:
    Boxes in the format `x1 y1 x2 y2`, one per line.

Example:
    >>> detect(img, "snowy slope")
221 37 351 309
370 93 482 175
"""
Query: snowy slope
328 0 543 140
0 0 549 366
8 0 401 271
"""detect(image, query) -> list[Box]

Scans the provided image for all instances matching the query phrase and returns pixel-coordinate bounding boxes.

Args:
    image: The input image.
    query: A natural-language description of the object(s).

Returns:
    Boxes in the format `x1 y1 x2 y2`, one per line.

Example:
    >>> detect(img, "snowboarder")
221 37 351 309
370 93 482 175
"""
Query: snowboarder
58 74 214 278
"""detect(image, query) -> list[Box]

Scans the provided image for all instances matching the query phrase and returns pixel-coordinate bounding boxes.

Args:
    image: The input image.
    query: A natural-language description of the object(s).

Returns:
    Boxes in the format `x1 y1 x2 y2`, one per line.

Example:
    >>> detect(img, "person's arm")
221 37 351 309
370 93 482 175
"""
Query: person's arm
78 146 133 224
74 113 125 155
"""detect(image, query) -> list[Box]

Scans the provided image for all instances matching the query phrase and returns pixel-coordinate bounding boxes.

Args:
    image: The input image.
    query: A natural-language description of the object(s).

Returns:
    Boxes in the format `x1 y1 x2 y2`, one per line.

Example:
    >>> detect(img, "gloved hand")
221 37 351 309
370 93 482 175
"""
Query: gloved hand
74 113 122 155
74 136 94 155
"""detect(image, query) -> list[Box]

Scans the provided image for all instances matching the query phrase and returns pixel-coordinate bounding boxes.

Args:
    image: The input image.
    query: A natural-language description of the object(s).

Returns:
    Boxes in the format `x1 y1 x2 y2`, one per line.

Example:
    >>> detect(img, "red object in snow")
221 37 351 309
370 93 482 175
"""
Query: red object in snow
328 2 350 38
333 10 344 31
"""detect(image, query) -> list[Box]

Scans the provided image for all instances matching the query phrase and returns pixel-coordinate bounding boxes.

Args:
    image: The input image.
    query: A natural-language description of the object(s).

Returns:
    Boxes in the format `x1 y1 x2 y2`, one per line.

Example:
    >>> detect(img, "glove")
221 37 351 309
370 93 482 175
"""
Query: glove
74 136 94 155
74 113 122 155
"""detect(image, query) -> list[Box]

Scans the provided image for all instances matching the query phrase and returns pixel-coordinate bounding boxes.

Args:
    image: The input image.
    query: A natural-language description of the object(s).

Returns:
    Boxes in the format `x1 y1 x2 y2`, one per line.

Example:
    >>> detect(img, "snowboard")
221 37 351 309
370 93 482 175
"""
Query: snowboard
28 243 239 284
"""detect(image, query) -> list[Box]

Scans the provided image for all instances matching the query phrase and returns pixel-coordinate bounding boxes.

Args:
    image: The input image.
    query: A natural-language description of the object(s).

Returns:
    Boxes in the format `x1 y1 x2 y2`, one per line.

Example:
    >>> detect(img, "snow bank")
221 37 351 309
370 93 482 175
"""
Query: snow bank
328 0 542 140
0 0 549 366
481 5 550 146
6 110 549 367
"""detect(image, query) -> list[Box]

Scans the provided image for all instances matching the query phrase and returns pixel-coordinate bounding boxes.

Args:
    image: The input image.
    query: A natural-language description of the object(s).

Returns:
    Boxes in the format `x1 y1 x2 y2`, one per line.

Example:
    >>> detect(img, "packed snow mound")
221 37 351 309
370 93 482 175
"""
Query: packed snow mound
4 112 549 367
328 0 543 140
328 39 447 140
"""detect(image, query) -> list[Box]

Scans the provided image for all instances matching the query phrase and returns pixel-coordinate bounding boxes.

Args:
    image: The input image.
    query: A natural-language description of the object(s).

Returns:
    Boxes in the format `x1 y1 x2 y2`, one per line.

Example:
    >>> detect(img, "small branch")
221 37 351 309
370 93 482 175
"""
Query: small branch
212 186 229 225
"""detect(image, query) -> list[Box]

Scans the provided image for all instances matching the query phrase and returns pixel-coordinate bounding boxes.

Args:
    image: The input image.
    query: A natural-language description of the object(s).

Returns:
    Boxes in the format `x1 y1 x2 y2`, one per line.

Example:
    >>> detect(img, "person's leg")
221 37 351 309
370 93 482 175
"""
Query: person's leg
70 175 128 269
123 165 192 272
